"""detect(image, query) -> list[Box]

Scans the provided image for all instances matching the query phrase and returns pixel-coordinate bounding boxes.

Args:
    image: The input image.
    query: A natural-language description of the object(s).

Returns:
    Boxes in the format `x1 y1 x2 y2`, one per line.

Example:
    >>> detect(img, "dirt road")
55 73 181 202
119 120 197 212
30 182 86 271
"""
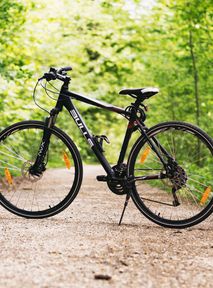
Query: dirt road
0 165 212 288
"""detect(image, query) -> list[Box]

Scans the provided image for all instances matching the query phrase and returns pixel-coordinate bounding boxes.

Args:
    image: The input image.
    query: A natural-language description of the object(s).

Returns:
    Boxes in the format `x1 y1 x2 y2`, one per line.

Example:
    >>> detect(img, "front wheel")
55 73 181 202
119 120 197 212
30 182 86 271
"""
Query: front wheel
0 120 83 218
128 121 213 228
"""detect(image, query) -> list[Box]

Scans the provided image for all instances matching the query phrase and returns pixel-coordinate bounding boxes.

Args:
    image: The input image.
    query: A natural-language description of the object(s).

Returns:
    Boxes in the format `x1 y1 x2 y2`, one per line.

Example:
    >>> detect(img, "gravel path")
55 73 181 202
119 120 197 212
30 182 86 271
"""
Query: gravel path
0 165 212 288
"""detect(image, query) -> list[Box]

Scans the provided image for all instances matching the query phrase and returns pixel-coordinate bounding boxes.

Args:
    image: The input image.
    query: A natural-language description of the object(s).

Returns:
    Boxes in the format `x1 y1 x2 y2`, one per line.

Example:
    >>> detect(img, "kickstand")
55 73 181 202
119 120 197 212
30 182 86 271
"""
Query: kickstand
118 194 131 226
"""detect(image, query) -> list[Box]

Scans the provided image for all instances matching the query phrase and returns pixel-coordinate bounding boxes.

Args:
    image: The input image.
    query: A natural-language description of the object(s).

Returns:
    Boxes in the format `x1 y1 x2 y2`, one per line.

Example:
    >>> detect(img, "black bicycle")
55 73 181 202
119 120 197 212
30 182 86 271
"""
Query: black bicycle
0 66 212 228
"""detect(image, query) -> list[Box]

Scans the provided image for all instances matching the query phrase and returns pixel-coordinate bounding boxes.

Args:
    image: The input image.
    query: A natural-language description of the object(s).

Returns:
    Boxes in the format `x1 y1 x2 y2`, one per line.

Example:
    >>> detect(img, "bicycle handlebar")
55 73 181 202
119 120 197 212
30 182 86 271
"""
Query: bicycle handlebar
58 66 72 73
39 66 72 82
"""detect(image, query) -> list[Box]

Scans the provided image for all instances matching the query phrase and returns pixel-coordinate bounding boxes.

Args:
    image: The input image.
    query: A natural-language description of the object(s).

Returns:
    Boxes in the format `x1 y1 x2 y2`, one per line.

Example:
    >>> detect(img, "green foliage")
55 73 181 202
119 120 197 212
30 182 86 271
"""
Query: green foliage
0 0 212 164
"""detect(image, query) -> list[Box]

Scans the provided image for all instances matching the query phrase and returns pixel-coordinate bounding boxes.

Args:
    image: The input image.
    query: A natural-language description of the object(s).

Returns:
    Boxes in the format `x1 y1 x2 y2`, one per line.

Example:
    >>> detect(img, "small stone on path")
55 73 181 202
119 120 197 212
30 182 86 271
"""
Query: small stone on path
94 274 111 280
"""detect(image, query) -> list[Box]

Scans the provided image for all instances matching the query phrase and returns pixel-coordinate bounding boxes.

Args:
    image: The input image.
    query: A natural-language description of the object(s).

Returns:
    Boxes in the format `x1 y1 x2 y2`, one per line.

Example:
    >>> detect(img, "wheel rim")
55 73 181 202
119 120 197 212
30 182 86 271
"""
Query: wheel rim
130 125 213 224
0 124 80 216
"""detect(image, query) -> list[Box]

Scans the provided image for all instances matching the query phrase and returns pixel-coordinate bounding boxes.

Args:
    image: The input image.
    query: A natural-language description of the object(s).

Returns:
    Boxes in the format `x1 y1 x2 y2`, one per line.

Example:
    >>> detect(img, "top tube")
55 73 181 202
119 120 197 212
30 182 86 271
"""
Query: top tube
65 90 130 117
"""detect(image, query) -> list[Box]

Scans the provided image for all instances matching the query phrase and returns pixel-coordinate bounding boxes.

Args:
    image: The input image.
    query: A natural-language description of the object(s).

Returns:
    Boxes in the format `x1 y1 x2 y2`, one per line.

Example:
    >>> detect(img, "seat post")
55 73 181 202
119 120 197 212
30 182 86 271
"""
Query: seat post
133 98 142 110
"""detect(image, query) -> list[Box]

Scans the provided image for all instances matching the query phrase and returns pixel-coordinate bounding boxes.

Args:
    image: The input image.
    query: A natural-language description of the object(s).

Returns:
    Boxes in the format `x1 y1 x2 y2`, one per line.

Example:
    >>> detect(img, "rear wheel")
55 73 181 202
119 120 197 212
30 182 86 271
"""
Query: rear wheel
128 121 213 228
0 120 83 218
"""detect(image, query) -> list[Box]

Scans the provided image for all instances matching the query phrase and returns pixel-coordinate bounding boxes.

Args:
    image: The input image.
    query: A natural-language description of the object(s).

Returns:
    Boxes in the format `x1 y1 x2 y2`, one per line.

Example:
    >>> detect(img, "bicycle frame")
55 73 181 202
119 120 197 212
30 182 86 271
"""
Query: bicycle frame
33 80 169 180
53 83 136 177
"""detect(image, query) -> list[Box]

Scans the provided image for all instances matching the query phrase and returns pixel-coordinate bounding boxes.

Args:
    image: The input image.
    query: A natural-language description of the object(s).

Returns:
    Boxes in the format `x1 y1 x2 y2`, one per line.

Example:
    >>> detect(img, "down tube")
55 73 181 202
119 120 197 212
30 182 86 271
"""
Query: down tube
64 98 115 176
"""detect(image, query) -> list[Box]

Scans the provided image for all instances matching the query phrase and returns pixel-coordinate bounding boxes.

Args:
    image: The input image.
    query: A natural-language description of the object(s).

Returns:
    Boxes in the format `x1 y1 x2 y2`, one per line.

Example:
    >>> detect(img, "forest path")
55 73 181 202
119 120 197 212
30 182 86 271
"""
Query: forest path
0 165 212 288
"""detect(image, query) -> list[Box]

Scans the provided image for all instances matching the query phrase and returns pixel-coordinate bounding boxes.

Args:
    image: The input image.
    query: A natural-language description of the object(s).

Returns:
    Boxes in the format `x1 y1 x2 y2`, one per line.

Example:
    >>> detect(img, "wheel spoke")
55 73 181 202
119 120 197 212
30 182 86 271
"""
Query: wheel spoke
187 176 212 187
183 185 201 209
0 159 21 170
130 123 212 228
1 143 27 161
0 123 81 218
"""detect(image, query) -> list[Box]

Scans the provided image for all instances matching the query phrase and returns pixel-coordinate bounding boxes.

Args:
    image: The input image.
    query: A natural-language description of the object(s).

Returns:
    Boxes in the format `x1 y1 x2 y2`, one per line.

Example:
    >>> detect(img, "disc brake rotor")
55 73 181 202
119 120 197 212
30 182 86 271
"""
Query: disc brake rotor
21 161 43 182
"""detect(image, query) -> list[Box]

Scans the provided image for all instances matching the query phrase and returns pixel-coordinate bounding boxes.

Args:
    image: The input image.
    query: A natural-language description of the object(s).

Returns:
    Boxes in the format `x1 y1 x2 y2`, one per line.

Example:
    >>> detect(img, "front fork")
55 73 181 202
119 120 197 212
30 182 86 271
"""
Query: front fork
29 109 59 176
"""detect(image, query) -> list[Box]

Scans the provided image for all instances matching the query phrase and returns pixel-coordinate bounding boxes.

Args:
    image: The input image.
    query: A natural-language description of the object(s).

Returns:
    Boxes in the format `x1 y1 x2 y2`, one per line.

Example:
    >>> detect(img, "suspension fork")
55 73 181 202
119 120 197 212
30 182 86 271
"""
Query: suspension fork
30 109 59 174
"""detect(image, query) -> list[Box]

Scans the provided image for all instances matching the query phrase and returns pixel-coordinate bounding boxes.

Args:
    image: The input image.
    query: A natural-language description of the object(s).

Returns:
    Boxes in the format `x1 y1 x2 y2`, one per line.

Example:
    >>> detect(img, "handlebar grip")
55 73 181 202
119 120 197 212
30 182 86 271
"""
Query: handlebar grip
63 66 72 71
58 66 72 73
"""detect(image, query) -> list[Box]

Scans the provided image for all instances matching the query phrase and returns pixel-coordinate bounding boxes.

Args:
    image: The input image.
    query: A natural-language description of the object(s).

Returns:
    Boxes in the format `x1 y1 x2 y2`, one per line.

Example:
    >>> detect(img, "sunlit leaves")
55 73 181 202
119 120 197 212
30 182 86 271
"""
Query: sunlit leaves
0 0 212 162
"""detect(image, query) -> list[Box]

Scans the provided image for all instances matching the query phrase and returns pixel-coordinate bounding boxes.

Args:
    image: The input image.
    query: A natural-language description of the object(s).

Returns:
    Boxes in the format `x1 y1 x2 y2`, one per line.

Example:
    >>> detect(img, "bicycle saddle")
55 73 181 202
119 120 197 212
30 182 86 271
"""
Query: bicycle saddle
119 87 159 100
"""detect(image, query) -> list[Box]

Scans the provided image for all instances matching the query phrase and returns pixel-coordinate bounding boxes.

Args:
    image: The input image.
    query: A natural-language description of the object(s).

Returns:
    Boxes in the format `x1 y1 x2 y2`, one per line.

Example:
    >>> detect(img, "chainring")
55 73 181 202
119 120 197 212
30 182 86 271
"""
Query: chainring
107 163 128 195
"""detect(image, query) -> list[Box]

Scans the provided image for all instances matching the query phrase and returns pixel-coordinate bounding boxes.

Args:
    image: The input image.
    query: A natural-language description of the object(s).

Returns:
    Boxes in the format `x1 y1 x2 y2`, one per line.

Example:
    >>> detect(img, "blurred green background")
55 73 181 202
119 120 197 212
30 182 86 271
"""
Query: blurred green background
0 0 212 164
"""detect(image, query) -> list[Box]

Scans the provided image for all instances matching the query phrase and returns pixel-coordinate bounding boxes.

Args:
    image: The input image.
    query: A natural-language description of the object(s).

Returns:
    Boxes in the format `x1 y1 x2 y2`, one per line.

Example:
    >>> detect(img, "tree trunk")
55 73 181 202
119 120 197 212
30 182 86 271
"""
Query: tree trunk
189 29 201 164
189 29 200 126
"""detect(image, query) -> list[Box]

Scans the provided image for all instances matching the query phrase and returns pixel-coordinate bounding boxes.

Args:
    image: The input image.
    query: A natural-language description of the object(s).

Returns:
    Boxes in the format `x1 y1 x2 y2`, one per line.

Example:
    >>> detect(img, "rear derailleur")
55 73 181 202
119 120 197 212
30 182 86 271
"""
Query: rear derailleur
166 159 188 207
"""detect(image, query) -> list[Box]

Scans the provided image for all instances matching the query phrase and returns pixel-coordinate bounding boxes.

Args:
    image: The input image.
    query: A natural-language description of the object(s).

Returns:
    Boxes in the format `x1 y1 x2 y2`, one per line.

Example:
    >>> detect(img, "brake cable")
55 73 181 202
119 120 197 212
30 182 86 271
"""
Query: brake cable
42 81 60 101
32 80 50 114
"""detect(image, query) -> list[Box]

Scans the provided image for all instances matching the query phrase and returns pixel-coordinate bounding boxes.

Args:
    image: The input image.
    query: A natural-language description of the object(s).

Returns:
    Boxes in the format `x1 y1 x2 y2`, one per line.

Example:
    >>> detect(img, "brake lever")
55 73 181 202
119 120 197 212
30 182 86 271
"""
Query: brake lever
44 72 57 81
38 66 71 82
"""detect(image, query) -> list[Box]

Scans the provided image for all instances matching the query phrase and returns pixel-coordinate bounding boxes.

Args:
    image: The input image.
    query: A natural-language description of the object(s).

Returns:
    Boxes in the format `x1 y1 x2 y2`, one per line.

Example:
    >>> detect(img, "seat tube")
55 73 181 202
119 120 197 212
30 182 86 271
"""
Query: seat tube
117 121 134 164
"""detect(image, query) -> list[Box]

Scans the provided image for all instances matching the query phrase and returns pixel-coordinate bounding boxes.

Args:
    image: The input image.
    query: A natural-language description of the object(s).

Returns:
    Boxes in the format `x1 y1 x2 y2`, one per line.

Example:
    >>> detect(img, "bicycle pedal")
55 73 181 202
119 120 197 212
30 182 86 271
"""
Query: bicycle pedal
96 175 108 182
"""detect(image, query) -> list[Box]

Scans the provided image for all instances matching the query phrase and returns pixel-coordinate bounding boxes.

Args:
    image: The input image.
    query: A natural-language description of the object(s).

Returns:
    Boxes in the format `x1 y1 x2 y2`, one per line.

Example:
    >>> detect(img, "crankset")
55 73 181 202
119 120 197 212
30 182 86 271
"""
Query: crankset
107 163 128 195
96 163 133 225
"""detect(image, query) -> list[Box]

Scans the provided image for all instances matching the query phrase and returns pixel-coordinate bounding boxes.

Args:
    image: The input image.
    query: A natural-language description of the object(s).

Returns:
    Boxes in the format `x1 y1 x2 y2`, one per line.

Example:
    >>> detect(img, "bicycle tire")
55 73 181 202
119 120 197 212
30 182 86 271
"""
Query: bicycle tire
0 120 83 218
127 121 213 228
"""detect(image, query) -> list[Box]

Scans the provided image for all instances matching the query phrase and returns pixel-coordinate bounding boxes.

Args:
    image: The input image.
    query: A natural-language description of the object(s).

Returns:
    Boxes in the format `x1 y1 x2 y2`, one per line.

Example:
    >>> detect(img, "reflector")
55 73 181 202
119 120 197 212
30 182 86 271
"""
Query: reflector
4 168 13 185
63 152 71 169
200 186 211 205
140 147 151 164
